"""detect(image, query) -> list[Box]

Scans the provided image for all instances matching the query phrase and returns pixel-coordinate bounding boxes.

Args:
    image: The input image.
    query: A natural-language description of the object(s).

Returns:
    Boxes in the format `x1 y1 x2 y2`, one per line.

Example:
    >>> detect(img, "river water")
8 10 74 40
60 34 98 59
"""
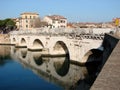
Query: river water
0 45 100 90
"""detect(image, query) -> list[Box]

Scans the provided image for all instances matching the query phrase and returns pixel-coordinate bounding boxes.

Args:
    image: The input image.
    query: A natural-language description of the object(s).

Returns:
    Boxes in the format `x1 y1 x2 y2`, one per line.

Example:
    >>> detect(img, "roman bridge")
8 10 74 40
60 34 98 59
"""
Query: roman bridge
10 30 104 63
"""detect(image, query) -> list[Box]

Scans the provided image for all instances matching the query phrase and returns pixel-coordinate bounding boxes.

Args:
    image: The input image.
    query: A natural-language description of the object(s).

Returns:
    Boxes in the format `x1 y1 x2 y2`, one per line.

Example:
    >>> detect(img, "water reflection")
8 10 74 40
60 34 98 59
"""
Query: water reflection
9 46 89 90
0 45 11 66
0 45 101 90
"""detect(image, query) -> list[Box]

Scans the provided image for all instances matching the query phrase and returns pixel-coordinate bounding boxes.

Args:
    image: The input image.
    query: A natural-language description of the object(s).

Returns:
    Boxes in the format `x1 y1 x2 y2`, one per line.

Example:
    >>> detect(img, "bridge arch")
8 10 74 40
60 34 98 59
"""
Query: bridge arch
11 37 17 45
52 41 69 56
32 39 44 50
21 38 27 47
82 49 103 63
13 38 16 42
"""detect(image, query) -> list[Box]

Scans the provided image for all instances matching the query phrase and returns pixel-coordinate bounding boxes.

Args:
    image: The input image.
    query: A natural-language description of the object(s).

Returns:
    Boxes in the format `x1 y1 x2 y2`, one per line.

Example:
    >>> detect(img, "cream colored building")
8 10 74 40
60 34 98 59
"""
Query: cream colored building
43 15 67 28
18 12 39 30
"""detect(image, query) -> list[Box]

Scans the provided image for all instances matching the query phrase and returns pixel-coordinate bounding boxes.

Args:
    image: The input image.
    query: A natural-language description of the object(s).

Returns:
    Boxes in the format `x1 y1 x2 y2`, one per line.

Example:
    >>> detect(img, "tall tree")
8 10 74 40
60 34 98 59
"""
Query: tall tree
30 17 48 28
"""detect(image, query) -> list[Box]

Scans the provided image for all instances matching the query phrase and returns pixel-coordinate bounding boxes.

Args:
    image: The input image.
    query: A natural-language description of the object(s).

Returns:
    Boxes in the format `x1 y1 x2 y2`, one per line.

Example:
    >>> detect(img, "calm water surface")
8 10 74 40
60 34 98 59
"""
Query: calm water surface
0 45 99 90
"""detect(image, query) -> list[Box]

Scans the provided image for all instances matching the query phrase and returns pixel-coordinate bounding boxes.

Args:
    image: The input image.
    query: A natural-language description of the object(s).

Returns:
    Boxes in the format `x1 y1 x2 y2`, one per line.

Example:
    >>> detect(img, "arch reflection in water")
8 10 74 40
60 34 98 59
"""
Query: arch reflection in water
53 55 70 76
33 52 43 66
20 48 28 59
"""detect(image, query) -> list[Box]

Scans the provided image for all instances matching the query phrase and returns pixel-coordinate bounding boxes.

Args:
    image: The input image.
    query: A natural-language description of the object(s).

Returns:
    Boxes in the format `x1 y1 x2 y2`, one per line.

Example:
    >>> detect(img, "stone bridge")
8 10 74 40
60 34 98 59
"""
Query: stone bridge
10 30 104 63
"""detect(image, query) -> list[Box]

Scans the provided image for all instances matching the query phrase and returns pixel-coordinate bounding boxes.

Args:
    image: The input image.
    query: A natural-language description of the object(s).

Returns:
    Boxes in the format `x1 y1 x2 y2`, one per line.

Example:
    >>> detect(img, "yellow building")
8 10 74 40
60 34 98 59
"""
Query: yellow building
113 18 120 27
19 12 39 30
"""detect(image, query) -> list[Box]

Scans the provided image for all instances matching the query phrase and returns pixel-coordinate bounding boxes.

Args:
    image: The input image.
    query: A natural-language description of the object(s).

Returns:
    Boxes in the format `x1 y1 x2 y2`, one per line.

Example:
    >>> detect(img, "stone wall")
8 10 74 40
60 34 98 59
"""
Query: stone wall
101 34 119 66
0 34 10 45
90 34 120 90
76 34 120 90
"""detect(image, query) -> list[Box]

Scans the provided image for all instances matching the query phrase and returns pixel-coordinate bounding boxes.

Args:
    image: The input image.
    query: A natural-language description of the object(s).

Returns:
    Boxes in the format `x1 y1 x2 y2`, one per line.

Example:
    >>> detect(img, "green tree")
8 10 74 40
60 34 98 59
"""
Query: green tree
6 19 16 26
0 18 16 33
0 20 6 27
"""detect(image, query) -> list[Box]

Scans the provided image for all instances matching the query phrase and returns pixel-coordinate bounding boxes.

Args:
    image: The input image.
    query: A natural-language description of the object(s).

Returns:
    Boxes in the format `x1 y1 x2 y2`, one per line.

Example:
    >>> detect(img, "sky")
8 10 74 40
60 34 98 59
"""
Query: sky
0 0 120 22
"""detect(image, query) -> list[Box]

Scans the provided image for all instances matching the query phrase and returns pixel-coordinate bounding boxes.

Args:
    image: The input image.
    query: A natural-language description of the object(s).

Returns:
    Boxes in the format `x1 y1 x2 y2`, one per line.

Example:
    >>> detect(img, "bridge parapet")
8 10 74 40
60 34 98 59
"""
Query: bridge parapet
10 30 104 40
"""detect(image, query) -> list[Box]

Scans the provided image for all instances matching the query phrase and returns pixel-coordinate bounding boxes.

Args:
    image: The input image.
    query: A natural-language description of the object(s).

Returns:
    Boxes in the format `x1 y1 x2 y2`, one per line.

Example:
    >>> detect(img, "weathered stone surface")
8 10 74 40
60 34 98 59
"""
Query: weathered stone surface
0 34 10 44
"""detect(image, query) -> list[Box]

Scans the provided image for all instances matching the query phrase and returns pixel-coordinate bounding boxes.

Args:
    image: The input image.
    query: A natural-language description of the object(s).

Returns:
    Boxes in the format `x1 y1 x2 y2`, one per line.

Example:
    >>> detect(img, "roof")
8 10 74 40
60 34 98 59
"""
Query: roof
46 15 66 20
21 12 39 15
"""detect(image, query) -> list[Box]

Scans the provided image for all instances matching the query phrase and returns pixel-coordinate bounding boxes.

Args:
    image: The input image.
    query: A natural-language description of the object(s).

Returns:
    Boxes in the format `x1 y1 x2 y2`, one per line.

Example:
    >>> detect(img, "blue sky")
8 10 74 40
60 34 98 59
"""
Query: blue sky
0 0 120 22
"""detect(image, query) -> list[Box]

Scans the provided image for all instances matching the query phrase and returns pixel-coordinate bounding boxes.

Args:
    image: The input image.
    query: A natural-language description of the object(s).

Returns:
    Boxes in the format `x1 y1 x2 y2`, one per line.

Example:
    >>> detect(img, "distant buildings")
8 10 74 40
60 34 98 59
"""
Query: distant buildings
69 22 101 28
43 15 67 28
102 22 115 28
69 22 115 29
14 12 119 30
15 13 67 30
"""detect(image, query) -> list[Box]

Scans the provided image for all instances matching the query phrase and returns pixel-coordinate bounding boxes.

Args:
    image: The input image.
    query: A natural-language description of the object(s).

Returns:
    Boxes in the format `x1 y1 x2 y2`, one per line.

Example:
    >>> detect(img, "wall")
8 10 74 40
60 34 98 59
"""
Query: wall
90 35 120 90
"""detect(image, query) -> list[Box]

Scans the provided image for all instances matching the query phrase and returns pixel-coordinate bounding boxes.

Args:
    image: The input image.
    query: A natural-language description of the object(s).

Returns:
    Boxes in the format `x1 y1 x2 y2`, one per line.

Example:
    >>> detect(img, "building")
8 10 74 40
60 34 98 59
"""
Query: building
102 22 114 28
71 22 102 28
15 18 20 30
43 15 67 28
18 12 39 30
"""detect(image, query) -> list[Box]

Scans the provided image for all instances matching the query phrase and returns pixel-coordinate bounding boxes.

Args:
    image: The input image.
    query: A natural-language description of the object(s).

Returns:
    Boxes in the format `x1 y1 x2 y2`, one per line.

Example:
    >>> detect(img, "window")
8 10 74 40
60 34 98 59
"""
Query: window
30 16 31 19
26 20 28 23
25 16 27 19
61 20 65 23
61 25 65 28
52 21 55 23
58 21 60 23
26 25 28 28
33 16 36 19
